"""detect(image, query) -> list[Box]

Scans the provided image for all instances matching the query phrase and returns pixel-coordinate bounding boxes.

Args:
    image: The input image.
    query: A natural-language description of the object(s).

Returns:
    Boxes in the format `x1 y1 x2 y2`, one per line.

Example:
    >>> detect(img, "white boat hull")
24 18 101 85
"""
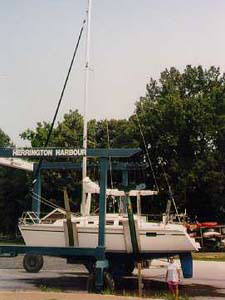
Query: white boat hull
19 217 198 253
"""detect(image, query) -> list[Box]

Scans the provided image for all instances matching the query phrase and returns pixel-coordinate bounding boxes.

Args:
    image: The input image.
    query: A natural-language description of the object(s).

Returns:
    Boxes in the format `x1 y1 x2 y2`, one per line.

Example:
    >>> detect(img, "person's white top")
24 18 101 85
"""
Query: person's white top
167 262 180 282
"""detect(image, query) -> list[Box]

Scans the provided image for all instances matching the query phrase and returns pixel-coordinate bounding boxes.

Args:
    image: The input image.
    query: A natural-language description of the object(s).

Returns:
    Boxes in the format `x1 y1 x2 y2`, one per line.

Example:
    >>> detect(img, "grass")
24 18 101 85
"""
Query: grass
192 252 225 262
39 284 62 293
103 288 191 299
0 238 24 245
152 292 190 300
120 291 191 299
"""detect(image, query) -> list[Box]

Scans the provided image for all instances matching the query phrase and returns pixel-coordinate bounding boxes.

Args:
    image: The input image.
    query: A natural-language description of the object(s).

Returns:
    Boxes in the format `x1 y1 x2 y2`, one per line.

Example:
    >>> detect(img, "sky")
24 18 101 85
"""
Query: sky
1 0 225 146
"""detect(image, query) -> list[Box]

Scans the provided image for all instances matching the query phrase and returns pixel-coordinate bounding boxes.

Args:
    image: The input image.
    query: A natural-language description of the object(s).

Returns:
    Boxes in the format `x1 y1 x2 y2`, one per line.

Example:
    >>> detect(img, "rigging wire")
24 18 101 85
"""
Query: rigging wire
135 108 180 222
32 192 64 211
33 18 86 182
160 164 181 222
31 191 81 216
135 112 159 192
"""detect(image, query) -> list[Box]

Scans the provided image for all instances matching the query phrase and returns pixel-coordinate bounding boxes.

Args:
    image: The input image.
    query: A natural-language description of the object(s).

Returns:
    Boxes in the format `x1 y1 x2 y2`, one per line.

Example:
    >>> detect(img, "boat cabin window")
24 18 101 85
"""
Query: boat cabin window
119 221 123 226
106 220 114 225
88 221 94 224
146 232 157 237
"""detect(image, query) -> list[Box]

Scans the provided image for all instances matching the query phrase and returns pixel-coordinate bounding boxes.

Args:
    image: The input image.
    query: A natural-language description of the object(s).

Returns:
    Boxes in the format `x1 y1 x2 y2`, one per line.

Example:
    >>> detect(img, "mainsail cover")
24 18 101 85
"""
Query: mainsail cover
83 177 158 197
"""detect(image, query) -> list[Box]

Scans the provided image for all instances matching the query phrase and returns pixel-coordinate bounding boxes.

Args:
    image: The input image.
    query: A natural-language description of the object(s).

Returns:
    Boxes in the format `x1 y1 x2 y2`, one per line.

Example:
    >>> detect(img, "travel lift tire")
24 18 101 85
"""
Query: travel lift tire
23 254 44 273
87 271 115 293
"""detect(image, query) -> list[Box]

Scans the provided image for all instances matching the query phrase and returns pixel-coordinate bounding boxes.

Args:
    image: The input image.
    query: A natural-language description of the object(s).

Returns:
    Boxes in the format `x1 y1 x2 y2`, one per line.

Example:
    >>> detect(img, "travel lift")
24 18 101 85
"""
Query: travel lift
0 147 193 293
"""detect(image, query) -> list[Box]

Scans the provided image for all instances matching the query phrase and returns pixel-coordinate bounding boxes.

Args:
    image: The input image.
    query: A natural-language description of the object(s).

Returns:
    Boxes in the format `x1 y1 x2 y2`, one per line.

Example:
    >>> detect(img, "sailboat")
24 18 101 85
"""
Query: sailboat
19 176 199 253
18 0 199 271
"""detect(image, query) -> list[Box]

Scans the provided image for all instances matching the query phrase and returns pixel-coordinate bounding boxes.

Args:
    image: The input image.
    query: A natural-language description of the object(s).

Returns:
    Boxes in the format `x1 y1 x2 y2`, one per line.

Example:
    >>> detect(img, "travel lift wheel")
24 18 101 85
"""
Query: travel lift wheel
87 271 115 293
23 254 44 273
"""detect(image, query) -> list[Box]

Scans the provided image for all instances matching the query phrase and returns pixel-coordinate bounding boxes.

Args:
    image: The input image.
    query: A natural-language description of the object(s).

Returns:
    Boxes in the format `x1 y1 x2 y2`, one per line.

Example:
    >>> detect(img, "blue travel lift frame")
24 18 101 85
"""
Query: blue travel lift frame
0 147 193 293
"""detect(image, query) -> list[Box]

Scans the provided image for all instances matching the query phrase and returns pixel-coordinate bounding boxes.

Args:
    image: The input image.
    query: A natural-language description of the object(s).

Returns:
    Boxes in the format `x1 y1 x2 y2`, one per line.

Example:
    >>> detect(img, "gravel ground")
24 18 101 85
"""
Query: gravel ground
0 256 225 300
0 291 162 300
0 255 70 270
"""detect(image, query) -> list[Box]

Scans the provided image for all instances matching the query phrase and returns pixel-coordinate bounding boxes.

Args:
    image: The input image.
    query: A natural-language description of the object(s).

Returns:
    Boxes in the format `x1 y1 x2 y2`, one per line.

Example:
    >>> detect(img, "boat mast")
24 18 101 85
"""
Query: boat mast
82 0 92 216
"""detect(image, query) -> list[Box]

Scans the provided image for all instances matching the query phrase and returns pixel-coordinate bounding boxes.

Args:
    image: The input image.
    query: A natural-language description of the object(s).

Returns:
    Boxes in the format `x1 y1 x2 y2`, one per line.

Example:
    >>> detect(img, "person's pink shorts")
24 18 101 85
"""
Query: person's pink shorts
168 281 178 288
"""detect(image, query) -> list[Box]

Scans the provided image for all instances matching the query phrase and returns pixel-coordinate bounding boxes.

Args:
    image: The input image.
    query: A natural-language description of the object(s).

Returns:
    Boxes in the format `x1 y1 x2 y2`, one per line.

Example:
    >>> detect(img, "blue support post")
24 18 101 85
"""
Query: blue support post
32 164 41 217
95 157 108 292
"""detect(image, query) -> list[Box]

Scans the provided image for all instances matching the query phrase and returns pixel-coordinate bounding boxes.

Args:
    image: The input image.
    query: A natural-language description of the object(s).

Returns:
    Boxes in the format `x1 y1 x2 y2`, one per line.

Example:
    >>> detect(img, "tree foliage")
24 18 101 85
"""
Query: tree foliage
0 129 11 146
0 129 31 237
132 65 225 221
20 109 136 149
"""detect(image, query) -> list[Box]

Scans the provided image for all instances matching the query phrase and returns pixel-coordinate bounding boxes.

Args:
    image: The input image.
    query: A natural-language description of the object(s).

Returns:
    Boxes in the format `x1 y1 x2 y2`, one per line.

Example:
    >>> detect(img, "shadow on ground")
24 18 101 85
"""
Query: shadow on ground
18 272 225 299
142 279 225 299
116 277 225 299
18 272 88 292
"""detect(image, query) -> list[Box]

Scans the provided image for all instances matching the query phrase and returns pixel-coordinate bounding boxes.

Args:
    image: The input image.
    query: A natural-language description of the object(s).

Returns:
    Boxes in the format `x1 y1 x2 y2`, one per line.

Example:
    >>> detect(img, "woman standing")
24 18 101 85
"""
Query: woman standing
166 256 181 300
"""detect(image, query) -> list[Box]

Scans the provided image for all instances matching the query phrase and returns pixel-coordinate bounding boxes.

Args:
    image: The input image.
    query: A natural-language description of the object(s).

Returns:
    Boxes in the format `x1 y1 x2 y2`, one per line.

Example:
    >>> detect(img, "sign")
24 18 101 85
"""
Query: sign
0 147 141 158
0 148 86 158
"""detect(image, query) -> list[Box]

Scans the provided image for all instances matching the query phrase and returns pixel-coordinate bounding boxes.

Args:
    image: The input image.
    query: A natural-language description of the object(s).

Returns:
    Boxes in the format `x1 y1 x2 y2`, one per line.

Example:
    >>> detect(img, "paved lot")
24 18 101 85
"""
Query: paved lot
0 292 161 300
140 259 225 299
0 256 224 299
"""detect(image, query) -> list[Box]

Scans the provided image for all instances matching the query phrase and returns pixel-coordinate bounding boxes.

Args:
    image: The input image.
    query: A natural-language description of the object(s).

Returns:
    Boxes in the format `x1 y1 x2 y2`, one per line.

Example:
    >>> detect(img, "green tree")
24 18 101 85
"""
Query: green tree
132 65 225 222
0 129 11 146
20 110 135 149
20 110 84 147
94 119 137 148
0 129 31 237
